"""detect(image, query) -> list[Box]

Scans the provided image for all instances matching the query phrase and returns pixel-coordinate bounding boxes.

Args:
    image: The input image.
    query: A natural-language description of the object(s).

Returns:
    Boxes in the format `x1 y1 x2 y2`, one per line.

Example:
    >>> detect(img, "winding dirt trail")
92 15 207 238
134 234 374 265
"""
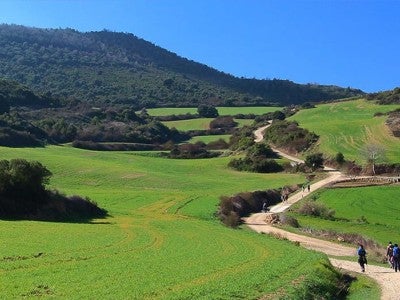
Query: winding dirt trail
247 124 400 300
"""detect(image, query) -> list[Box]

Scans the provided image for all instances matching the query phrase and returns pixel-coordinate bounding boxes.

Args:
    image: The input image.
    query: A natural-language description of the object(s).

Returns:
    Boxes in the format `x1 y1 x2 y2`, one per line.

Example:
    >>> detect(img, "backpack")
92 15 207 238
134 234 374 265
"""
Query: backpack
393 246 399 258
358 247 366 256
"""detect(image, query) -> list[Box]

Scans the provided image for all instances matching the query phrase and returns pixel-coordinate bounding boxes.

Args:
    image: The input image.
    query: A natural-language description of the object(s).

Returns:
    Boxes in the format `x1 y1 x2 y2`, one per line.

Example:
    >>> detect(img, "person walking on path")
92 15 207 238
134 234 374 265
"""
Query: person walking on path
387 241 394 268
357 243 367 272
393 244 400 272
307 184 310 192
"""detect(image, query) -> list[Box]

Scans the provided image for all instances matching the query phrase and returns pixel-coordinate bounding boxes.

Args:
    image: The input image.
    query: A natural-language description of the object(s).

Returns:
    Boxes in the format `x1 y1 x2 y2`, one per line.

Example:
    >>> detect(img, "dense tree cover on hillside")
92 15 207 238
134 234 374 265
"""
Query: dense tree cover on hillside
0 24 363 107
0 159 107 221
367 87 400 104
0 78 190 146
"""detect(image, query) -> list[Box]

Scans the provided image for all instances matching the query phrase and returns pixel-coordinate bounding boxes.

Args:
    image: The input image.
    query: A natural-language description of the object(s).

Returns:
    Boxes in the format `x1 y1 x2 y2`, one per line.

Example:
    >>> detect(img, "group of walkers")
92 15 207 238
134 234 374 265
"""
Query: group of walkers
357 241 400 273
386 241 400 272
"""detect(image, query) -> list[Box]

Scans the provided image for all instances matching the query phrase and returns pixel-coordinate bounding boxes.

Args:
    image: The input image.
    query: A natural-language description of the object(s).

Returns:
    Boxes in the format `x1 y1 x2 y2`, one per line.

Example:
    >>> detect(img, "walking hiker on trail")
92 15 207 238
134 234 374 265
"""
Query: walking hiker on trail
307 184 310 192
387 241 394 268
393 244 400 272
357 243 367 272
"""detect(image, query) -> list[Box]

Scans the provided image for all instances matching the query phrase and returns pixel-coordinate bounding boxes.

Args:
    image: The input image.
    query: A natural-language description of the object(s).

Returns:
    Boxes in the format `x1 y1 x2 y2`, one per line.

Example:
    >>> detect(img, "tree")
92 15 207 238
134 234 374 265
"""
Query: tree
0 95 10 114
361 144 386 175
0 159 52 198
197 105 219 118
305 153 324 170
335 152 345 165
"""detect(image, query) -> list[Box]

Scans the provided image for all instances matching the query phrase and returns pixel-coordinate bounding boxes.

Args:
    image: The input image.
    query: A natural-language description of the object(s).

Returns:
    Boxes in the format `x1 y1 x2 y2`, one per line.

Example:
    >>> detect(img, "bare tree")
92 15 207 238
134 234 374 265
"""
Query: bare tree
361 144 386 175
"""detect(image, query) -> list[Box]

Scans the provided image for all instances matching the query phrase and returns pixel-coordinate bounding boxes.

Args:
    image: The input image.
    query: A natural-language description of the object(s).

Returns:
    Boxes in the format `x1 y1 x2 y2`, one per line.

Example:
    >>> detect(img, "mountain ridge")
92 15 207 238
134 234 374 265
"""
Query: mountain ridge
0 24 363 107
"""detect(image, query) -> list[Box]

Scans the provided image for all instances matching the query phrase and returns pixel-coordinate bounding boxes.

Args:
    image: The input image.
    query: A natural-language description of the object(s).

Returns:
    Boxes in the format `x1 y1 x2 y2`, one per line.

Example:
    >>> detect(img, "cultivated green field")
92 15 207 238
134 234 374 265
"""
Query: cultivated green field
188 134 231 144
162 118 213 131
288 99 400 163
162 118 253 131
0 146 341 299
287 185 400 246
146 106 282 117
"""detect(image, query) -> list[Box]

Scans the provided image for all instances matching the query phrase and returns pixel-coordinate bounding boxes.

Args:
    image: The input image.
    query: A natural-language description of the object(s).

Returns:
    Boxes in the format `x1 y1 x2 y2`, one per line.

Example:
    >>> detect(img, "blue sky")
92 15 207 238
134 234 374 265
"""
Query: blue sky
0 0 399 92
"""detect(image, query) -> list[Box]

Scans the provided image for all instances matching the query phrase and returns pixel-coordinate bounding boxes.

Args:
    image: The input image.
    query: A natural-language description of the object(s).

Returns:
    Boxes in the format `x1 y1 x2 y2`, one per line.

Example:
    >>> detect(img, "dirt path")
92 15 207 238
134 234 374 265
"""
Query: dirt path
248 124 400 299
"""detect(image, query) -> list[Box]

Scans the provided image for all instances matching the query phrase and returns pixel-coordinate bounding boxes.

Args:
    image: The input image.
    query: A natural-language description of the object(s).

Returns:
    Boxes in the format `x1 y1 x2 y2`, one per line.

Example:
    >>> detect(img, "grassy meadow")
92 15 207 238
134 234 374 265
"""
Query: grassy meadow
188 134 231 144
288 99 400 163
287 185 400 247
162 118 253 131
0 145 343 299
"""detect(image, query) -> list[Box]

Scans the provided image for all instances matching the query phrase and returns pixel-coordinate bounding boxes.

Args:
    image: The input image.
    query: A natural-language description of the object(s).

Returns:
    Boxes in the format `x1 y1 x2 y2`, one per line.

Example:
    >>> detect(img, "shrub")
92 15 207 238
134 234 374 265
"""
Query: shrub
209 116 237 130
217 189 281 227
297 200 335 220
305 153 324 170
263 120 319 153
0 158 107 221
167 142 220 159
197 105 218 118
279 213 300 228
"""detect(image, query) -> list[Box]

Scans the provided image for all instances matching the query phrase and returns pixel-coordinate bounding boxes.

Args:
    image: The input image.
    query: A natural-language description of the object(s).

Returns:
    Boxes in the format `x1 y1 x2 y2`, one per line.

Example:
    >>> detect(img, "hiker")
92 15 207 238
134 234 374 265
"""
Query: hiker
357 243 367 272
307 184 310 192
393 243 400 272
387 241 394 268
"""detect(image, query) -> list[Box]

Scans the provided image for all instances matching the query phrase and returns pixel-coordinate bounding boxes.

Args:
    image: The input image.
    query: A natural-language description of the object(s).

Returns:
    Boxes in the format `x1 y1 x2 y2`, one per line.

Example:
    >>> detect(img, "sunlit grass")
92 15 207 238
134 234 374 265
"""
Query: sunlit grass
288 99 400 163
0 146 339 299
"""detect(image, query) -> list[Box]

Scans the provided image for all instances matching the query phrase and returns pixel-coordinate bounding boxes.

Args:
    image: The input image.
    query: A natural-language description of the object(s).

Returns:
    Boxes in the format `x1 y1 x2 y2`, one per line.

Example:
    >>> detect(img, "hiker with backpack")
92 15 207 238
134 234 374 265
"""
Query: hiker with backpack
393 243 400 272
387 241 394 268
357 243 367 272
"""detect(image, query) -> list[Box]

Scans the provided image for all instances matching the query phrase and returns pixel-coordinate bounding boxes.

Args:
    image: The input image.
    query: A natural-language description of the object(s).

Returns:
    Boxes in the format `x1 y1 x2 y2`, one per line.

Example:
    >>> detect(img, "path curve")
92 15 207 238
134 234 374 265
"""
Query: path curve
247 123 400 299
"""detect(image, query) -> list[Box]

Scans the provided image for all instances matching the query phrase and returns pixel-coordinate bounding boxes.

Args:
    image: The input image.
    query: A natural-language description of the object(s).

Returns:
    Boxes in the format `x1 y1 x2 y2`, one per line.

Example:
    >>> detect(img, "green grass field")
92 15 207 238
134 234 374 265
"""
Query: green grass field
288 99 400 163
188 134 231 144
146 106 282 117
162 118 253 131
0 146 342 299
287 185 400 246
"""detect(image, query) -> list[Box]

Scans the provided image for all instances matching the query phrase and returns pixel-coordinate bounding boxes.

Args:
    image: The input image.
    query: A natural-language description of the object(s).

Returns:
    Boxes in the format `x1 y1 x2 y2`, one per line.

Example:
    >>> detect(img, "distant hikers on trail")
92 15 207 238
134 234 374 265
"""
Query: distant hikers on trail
393 243 400 272
360 241 400 273
387 241 394 269
357 243 367 272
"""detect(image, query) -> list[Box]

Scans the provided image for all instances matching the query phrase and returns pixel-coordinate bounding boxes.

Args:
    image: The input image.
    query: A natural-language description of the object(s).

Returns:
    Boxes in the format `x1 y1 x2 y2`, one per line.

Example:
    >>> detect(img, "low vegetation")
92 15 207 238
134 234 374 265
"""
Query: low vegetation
218 189 283 227
288 99 400 163
228 143 283 173
263 120 319 154
367 87 400 104
0 158 106 221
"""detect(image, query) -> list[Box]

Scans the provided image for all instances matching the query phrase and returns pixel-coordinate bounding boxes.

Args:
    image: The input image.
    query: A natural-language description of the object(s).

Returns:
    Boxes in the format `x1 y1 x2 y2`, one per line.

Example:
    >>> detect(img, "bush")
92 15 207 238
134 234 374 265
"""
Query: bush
167 142 220 159
209 116 237 130
0 158 107 221
279 213 300 228
217 189 281 227
197 105 219 118
263 120 319 153
305 153 324 170
297 200 335 220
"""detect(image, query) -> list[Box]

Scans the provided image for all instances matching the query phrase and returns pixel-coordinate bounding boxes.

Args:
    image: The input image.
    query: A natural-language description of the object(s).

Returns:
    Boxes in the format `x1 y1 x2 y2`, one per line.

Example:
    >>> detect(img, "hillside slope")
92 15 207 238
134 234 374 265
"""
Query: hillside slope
0 24 363 107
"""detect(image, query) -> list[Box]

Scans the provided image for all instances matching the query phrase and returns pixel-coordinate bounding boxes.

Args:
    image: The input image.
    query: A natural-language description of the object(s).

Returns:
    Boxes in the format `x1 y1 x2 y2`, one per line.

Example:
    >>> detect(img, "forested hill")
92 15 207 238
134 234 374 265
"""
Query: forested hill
0 24 363 107
366 87 400 104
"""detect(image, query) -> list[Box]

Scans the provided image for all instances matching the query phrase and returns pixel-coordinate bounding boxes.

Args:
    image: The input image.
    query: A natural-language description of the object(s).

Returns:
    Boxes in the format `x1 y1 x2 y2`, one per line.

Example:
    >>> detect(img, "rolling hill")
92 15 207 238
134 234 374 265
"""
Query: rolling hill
0 24 363 108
